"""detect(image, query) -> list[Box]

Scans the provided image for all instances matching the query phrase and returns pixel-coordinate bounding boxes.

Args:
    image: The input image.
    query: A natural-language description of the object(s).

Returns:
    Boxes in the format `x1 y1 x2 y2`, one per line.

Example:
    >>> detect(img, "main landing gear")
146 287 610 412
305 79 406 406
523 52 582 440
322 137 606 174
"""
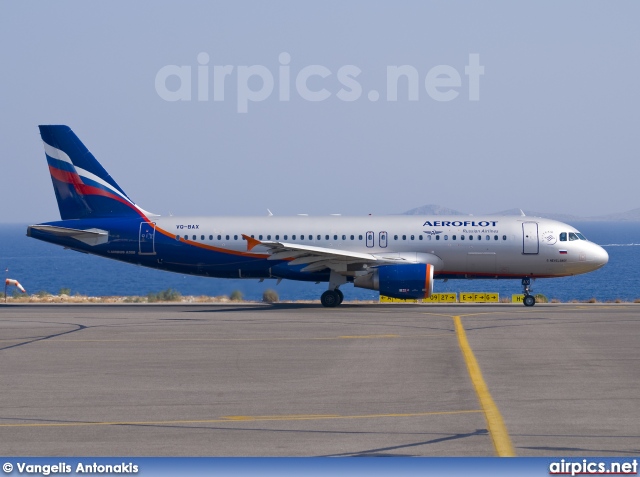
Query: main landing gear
321 271 346 308
522 278 536 307
321 289 343 308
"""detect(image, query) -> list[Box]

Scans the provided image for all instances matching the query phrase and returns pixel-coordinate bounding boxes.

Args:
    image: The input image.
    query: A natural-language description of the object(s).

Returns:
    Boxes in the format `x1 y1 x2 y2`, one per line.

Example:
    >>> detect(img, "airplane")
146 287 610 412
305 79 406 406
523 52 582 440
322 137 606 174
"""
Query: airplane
27 125 609 307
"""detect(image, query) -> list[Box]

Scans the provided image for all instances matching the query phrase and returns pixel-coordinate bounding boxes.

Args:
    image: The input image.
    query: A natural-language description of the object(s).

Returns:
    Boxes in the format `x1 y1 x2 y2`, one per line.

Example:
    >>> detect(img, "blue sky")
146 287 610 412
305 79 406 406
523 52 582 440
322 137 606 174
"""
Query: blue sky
1 1 638 223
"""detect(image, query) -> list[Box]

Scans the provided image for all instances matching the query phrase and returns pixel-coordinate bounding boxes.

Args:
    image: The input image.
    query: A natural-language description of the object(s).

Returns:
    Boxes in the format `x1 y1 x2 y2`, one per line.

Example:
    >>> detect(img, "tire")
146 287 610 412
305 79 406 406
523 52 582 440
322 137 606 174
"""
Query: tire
523 295 536 307
321 290 340 308
335 289 344 305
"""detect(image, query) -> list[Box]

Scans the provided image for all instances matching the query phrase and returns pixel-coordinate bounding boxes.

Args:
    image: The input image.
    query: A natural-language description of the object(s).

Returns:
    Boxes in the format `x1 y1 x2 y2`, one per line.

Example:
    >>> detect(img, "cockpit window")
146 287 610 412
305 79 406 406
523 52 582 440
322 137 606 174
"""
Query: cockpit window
559 232 567 242
576 233 587 240
569 232 580 241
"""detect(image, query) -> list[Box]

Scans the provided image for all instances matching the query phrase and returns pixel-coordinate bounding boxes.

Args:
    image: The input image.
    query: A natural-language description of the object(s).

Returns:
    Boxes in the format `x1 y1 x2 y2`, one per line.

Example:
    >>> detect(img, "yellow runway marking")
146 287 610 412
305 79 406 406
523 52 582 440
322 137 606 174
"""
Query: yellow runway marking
453 315 515 457
0 410 482 428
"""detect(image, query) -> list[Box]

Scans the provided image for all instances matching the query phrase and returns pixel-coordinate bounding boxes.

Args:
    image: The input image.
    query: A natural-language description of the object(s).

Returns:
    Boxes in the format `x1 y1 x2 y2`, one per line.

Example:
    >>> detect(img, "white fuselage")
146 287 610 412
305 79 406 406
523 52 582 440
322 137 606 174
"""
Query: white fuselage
156 215 609 279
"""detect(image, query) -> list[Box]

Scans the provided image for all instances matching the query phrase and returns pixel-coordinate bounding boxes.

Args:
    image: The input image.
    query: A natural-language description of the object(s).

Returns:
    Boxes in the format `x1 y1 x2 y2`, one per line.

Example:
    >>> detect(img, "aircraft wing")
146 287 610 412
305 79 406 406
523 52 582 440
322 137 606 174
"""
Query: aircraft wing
242 234 432 273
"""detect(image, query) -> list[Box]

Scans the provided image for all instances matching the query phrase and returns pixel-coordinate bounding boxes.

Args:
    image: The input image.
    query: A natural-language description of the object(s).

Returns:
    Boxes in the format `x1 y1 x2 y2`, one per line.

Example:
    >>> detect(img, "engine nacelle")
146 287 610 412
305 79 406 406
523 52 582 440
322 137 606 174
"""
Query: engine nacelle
353 263 434 299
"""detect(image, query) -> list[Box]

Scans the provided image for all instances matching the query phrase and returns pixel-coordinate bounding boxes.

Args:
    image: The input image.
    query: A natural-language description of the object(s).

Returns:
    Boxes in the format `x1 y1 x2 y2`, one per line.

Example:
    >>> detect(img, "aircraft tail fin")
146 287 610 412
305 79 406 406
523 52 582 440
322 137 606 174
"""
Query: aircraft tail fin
39 125 148 220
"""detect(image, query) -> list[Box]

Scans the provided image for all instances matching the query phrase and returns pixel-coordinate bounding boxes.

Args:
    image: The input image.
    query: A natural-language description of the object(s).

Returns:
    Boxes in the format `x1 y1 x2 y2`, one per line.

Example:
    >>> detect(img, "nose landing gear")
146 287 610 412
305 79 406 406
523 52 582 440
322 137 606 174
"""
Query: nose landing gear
522 278 536 307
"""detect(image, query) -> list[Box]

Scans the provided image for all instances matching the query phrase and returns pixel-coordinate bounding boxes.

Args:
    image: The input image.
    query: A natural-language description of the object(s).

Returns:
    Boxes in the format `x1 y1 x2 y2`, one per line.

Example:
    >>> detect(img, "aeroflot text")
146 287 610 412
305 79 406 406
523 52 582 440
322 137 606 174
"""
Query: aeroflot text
155 52 484 112
423 220 498 227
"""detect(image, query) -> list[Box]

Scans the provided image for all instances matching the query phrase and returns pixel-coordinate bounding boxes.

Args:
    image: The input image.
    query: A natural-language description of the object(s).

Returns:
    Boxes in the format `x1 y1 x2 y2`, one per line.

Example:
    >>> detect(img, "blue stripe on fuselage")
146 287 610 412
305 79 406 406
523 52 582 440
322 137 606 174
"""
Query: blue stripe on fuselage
29 218 329 282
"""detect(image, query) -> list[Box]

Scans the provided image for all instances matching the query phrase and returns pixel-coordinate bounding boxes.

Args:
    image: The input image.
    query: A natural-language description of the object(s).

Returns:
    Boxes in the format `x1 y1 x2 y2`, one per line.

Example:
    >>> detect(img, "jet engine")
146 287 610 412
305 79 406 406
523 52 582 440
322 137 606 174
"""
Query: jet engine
354 263 434 299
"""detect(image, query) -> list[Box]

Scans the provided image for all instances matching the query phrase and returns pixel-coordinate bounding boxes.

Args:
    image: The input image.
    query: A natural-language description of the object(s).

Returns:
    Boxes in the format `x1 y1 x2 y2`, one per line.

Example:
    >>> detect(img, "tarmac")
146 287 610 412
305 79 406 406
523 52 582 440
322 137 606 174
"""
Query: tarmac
0 303 638 456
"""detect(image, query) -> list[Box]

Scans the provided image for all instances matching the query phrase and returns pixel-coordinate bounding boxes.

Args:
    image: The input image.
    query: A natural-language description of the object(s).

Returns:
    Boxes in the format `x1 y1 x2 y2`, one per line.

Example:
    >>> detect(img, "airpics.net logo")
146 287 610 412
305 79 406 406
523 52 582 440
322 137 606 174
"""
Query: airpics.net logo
155 52 484 113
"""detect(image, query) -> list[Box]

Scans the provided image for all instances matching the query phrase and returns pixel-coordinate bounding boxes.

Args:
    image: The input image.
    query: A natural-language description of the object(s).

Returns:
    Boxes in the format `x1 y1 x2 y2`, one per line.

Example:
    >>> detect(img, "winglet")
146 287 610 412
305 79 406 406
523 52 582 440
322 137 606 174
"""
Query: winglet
242 234 262 251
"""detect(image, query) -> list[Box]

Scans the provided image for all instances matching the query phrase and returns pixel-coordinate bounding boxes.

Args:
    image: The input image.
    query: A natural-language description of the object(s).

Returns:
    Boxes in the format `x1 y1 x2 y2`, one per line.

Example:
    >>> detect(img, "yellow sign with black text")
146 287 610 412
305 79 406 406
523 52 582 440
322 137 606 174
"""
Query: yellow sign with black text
422 293 458 303
459 293 499 303
380 295 419 303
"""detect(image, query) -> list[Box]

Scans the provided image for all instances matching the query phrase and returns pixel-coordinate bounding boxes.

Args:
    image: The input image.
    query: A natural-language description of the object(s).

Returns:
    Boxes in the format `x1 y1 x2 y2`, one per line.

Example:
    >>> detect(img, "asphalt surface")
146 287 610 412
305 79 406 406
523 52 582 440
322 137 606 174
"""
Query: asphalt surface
0 303 638 456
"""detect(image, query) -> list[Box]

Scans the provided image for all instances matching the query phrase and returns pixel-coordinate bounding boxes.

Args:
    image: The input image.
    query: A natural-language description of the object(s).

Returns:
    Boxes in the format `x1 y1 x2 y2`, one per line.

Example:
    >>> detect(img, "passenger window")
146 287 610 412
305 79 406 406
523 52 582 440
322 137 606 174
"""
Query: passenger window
266 235 270 240
317 235 321 240
176 235 180 240
350 235 354 240
284 235 288 240
394 235 398 240
342 235 346 240
209 235 213 240
420 235 424 240
193 235 197 240
444 235 448 240
477 235 481 240
569 232 579 241
226 235 230 240
452 235 457 240
461 235 465 240
359 235 363 240
494 235 498 240
292 235 296 240
334 235 338 240
184 235 188 240
402 235 406 240
275 235 279 240
410 235 414 240
486 235 490 240
469 235 473 241
201 235 204 240
435 235 440 240
502 235 507 240
325 235 329 240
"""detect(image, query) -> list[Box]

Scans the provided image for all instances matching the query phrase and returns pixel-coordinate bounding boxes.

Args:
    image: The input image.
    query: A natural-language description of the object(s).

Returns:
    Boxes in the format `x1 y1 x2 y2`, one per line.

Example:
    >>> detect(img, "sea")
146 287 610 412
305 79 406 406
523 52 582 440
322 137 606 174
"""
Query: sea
1 222 639 302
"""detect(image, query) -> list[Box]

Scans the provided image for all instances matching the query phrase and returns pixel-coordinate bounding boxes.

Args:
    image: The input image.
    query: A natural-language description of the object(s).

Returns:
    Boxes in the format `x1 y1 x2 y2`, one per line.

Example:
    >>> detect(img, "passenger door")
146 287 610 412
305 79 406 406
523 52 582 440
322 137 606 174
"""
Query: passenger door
139 222 156 255
522 222 539 254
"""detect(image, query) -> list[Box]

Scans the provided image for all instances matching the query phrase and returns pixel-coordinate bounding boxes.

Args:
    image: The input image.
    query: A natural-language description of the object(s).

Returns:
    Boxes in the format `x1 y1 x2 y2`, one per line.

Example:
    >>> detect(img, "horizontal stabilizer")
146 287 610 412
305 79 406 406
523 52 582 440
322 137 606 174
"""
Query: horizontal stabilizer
27 225 109 246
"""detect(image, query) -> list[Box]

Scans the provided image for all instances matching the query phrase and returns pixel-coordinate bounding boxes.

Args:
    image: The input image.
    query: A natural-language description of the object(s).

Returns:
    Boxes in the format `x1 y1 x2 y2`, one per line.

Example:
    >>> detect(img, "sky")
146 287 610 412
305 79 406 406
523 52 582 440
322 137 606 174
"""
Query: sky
1 1 639 223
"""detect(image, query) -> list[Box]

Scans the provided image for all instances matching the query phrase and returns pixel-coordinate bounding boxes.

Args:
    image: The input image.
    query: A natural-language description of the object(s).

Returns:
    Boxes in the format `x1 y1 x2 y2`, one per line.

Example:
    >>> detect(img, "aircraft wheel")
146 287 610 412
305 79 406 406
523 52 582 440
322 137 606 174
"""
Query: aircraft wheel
321 290 340 308
523 295 536 307
335 289 344 305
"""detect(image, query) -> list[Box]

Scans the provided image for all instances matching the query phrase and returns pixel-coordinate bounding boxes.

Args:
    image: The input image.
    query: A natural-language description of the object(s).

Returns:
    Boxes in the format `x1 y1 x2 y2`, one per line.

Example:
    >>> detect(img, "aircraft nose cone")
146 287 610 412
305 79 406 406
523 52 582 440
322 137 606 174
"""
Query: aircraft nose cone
593 244 609 269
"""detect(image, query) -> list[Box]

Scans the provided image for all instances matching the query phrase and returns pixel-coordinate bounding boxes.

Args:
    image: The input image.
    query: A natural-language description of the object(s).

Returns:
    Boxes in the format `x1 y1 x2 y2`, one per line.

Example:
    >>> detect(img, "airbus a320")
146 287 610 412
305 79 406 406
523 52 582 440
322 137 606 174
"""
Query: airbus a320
28 126 609 307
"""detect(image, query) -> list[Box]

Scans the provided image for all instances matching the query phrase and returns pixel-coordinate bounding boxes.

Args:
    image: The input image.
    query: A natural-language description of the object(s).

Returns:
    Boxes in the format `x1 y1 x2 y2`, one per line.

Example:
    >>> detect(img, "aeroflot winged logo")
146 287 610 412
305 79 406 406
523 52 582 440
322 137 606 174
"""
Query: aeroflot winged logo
423 220 499 227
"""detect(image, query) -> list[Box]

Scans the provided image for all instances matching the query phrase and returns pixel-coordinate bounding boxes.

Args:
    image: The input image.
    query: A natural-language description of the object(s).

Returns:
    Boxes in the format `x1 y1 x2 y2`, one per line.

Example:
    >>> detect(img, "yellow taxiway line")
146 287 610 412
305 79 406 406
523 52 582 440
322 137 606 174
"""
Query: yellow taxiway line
453 315 515 457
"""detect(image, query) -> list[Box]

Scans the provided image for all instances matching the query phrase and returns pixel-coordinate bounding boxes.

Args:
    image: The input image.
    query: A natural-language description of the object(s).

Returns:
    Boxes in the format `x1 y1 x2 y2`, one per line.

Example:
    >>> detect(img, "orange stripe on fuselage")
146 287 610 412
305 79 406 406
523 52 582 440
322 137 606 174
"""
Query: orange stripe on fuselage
153 226 271 259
